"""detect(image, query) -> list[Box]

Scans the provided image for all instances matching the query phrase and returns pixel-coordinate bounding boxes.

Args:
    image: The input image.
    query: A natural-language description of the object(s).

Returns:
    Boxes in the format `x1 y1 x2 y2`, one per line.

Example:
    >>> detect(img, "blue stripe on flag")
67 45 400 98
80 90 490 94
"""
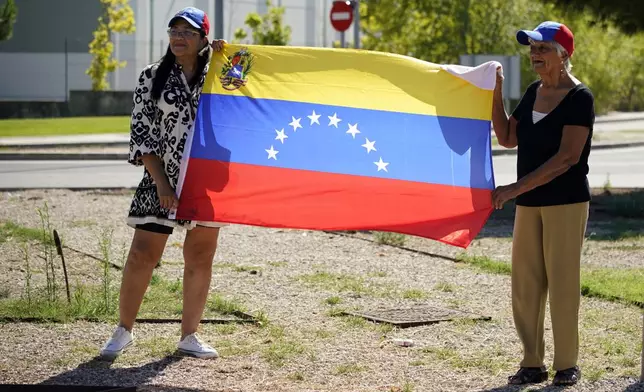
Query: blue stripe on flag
191 94 494 190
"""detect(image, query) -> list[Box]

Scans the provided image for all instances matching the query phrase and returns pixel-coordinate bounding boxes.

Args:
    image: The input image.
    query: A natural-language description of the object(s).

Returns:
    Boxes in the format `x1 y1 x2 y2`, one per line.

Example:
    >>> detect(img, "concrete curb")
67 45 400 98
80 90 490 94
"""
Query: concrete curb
595 114 644 123
0 153 129 160
0 142 129 149
492 141 644 156
2 141 644 161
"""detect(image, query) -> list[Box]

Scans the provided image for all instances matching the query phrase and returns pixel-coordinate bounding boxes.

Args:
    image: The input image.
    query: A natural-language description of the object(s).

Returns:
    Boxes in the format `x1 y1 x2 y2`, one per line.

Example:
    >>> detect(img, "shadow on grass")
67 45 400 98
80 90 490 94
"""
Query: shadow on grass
624 381 644 391
476 378 643 392
477 189 644 241
592 188 644 219
35 354 185 390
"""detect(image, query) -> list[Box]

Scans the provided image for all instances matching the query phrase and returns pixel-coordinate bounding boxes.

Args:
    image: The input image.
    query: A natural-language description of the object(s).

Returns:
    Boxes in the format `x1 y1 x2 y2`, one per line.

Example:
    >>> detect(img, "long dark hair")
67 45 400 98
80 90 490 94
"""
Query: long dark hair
151 36 210 101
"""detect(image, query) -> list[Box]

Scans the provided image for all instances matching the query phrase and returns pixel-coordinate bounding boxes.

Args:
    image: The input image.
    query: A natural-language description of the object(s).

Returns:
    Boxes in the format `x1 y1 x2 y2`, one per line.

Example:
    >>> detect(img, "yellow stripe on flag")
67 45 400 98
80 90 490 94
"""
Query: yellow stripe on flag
204 45 493 121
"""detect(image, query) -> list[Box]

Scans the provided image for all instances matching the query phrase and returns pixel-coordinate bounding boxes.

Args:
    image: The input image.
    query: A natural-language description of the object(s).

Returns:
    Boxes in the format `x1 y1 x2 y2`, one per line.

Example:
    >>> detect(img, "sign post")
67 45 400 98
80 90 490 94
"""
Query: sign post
640 313 643 381
330 1 354 48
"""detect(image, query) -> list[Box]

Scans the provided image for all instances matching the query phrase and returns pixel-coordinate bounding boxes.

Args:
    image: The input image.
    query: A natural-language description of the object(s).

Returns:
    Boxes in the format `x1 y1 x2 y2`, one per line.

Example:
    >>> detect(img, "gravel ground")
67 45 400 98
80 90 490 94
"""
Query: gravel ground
0 189 642 392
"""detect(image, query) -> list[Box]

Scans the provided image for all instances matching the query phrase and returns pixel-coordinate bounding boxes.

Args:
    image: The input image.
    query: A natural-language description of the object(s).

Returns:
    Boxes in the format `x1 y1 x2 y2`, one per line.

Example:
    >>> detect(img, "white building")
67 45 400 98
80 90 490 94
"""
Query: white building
0 0 352 101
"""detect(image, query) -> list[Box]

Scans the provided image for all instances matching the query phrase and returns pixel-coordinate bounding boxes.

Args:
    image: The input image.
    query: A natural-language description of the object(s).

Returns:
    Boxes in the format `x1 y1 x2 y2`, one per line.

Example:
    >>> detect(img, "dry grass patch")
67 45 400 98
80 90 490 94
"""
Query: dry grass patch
433 282 457 292
579 306 643 380
455 253 644 308
334 362 368 375
374 231 406 246
420 345 513 375
296 270 397 298
324 295 342 305
401 288 427 300
296 270 433 301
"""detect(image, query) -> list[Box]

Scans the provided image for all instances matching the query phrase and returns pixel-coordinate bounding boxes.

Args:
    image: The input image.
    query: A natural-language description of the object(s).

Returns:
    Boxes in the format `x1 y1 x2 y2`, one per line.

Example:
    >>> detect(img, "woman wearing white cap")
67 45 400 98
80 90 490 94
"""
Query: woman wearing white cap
99 7 227 360
491 21 594 386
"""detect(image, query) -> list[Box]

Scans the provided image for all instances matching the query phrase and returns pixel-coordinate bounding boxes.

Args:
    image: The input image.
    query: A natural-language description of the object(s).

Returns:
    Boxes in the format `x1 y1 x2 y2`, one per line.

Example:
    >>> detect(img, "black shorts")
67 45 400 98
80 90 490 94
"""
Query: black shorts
135 223 174 235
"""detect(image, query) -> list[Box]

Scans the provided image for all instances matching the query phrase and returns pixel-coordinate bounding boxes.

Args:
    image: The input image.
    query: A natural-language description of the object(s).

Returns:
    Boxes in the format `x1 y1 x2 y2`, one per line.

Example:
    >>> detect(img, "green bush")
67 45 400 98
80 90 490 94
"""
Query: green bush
360 0 644 114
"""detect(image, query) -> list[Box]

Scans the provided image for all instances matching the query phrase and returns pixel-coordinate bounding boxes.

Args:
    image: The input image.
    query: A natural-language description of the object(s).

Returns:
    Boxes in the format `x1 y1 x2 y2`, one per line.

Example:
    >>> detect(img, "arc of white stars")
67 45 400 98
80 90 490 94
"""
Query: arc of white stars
308 110 321 125
374 157 389 172
361 138 377 153
275 128 288 144
346 123 360 139
328 113 341 128
265 112 389 173
265 145 279 160
289 116 302 132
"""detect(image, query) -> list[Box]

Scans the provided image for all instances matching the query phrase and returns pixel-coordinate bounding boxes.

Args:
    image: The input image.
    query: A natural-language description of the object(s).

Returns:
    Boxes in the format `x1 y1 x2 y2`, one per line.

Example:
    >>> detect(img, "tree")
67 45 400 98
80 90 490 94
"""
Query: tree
359 0 555 65
0 0 17 41
358 0 644 114
233 0 291 45
541 0 644 34
86 0 136 91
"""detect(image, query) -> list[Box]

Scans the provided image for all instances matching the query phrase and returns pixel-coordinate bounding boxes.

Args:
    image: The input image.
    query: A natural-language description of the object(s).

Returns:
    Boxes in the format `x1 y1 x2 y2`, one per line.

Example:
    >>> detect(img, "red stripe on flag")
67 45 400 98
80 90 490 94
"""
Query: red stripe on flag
176 159 493 248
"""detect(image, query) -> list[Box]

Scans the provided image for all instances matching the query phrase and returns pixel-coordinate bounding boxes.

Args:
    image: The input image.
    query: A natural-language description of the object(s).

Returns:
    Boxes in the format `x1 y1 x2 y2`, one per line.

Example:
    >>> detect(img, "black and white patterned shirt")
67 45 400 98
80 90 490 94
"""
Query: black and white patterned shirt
126 46 222 230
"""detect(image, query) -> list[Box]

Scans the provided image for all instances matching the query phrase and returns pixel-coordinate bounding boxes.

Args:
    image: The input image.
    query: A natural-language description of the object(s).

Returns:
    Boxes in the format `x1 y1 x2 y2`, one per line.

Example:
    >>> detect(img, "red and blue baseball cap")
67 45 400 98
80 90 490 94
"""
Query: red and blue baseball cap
516 21 574 57
169 7 210 36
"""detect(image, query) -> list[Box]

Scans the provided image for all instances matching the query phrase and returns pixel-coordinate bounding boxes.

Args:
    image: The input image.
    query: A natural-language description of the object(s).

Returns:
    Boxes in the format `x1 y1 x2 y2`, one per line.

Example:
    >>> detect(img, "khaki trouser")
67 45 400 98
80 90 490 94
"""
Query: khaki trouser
511 201 589 371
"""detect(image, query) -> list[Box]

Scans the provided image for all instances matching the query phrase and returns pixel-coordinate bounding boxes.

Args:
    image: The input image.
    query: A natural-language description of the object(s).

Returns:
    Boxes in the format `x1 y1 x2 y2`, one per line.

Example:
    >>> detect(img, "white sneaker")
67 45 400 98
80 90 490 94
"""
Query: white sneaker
177 333 219 359
99 326 133 359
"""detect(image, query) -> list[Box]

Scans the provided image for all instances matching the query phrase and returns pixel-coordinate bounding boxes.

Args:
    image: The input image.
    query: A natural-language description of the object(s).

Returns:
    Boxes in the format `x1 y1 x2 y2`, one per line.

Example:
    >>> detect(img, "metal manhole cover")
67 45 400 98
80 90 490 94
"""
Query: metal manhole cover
343 306 491 328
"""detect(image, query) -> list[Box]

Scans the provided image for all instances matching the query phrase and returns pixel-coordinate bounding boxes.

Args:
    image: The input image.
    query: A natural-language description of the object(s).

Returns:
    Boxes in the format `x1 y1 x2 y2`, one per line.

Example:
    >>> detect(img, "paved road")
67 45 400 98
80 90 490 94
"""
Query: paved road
492 146 644 188
1 146 643 190
594 118 644 133
594 112 644 132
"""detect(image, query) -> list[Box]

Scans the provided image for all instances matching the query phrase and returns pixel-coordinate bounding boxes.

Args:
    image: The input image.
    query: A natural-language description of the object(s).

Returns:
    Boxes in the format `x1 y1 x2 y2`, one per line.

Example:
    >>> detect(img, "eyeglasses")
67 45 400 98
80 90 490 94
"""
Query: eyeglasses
529 44 554 54
167 28 200 39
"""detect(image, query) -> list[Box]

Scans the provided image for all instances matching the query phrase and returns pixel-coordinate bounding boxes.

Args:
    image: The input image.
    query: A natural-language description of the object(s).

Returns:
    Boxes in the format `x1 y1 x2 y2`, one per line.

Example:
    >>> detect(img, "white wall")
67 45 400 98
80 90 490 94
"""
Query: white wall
112 0 345 92
0 0 348 101
0 53 93 101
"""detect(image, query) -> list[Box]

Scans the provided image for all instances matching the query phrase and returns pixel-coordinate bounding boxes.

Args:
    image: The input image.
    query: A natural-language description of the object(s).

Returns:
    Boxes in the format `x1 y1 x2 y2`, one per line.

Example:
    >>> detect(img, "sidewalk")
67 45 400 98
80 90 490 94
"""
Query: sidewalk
1 132 644 160
595 111 644 123
0 133 130 148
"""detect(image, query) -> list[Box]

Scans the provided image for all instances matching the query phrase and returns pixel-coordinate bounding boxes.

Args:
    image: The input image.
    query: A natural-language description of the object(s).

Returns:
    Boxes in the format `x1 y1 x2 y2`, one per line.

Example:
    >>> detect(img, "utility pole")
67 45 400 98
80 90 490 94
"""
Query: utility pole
352 0 359 49
214 0 224 39
149 0 154 63
322 0 327 47
640 313 643 381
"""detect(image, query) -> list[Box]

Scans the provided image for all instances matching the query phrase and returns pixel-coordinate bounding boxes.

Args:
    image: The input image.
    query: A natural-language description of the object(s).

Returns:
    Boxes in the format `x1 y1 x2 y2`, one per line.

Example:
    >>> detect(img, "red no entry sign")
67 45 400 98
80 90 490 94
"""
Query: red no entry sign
330 1 354 32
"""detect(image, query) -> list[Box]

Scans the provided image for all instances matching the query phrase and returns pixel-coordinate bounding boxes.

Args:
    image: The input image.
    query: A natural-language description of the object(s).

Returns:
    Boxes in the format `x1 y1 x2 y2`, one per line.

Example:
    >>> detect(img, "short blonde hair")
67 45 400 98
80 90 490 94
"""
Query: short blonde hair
528 38 573 73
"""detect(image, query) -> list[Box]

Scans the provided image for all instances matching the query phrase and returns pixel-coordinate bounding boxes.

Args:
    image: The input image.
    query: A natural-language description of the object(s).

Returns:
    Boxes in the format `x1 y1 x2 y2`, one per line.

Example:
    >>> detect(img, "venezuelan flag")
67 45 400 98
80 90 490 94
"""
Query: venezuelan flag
174 45 498 248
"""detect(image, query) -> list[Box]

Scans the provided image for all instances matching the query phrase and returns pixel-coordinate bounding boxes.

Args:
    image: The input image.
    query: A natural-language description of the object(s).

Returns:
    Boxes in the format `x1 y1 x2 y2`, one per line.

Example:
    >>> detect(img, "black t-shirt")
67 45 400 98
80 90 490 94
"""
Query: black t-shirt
511 80 595 207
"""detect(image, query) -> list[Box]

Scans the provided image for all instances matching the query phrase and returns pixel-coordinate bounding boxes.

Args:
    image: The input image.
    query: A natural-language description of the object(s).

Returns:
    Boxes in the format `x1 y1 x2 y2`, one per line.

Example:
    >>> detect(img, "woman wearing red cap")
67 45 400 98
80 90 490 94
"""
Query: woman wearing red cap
491 21 594 386
99 7 227 360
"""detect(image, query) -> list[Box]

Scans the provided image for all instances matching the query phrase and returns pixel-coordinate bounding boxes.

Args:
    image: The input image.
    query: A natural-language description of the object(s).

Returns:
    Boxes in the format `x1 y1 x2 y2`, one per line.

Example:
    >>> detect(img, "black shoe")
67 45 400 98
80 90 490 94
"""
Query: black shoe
508 366 548 385
553 366 581 386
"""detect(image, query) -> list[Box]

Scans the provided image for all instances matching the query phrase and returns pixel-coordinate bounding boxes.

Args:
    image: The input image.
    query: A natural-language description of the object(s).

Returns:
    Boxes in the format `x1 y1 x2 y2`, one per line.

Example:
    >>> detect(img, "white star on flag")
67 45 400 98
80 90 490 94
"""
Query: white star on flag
263 110 390 174
265 145 279 160
328 113 341 128
374 157 389 172
275 128 288 143
289 116 302 131
308 110 321 125
346 123 360 139
361 138 377 153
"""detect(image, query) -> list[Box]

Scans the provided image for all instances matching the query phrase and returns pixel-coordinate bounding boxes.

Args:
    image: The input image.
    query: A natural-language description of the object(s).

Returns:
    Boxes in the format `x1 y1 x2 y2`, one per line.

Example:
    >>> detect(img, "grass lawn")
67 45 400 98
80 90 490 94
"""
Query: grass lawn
455 253 644 308
0 116 130 137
